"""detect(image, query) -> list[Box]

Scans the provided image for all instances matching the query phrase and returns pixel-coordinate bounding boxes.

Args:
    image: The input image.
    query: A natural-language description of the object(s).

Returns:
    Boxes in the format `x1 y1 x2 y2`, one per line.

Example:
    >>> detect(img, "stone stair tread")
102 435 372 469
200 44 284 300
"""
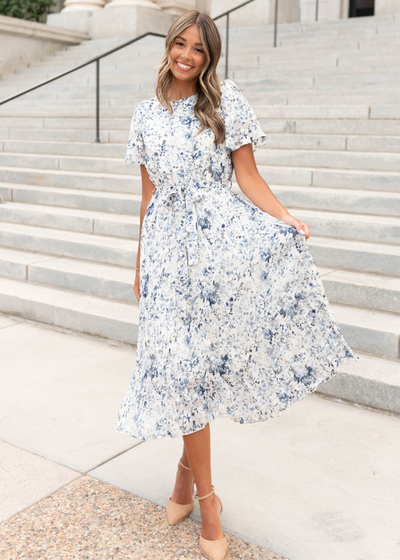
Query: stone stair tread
338 351 400 385
0 182 142 201
0 201 140 224
308 236 400 256
330 302 400 334
1 199 400 230
0 276 139 325
1 245 398 302
319 266 400 289
238 184 400 200
0 221 138 250
0 247 134 283
0 165 135 180
290 207 400 225
0 262 397 336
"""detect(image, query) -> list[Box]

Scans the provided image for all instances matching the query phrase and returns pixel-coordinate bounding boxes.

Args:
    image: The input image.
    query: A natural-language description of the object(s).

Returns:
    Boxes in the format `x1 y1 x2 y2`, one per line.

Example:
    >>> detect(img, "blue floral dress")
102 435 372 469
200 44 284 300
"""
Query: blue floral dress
115 78 358 441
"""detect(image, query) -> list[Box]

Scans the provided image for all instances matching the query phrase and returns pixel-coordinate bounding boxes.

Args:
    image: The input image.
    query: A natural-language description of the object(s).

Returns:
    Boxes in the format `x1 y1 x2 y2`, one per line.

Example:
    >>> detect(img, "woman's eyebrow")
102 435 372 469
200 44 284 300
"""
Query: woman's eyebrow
176 35 203 46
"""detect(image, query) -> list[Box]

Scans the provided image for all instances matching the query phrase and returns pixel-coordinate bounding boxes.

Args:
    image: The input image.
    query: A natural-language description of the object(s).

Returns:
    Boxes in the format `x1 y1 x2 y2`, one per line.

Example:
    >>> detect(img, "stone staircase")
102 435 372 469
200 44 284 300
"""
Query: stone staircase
0 15 399 413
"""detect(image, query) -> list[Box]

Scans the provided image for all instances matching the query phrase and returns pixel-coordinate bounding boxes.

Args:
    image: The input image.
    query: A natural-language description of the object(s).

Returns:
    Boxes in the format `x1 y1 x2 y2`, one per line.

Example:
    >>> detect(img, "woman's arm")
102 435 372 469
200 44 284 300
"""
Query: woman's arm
231 143 310 239
134 164 156 301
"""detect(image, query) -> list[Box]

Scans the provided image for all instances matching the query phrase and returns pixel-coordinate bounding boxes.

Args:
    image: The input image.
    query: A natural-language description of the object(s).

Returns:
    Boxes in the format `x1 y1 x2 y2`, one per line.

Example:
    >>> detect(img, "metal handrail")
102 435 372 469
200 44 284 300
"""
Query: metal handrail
0 0 255 142
213 0 255 80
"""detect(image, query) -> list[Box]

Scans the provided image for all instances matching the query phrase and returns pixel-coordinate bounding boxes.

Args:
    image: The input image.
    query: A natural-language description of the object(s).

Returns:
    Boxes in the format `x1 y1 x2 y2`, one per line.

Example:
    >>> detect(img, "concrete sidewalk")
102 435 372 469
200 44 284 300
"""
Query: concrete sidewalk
0 313 399 560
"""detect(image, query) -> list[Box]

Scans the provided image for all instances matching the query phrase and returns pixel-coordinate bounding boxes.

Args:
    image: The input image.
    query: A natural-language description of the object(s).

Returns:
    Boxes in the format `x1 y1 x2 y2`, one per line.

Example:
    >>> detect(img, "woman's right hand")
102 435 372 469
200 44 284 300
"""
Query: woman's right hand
133 270 140 302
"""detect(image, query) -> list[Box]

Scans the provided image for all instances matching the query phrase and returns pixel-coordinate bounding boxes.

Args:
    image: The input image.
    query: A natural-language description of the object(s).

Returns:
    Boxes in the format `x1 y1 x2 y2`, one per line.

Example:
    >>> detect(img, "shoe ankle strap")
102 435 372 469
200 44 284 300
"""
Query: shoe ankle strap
179 458 192 471
195 485 215 501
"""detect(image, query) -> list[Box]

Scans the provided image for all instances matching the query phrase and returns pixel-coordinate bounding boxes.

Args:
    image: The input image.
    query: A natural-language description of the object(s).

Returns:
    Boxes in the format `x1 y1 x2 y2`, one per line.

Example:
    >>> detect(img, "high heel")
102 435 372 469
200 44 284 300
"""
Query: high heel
195 485 229 560
166 458 195 525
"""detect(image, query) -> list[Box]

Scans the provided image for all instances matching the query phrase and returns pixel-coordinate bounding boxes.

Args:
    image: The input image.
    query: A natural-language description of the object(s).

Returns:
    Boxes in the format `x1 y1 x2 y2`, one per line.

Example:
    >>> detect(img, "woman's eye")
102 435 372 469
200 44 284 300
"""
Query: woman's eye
175 42 203 53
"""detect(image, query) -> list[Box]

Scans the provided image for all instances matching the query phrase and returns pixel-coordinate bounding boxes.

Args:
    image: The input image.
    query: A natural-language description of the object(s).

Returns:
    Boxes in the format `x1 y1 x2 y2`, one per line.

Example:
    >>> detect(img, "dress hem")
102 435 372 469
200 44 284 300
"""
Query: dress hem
115 351 359 442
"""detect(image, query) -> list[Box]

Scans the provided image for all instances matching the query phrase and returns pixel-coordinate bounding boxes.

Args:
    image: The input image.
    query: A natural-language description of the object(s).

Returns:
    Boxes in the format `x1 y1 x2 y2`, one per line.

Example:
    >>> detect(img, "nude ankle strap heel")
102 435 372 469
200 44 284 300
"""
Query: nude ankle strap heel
166 459 195 526
195 486 229 560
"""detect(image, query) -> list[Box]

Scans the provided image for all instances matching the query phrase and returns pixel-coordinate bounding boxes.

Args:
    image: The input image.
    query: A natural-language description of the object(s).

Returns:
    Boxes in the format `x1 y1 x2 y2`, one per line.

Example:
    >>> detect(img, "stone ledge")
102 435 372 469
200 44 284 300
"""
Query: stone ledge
0 14 89 44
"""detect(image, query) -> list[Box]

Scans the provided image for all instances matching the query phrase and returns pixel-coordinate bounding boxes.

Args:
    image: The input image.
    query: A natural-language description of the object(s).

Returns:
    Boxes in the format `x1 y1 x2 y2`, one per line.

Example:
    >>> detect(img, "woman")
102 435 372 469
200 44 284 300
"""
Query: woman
115 10 358 560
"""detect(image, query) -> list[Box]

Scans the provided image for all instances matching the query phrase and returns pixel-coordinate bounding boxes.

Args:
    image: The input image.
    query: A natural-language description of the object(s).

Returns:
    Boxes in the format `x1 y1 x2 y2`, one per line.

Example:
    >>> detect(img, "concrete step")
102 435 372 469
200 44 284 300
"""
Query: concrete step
288 208 400 244
258 117 400 136
262 134 400 153
316 351 400 415
0 178 112 207
0 167 141 194
0 247 137 303
1 104 398 123
2 237 398 314
308 236 400 277
0 276 138 344
256 148 400 173
4 91 400 107
1 128 110 143
0 183 141 214
7 147 400 177
1 139 124 158
0 262 398 359
2 181 399 221
0 153 134 176
2 132 400 158
320 267 400 313
1 198 399 246
0 202 139 238
0 104 387 120
329 303 400 360
1 163 399 195
1 244 398 314
3 86 400 106
0 222 138 267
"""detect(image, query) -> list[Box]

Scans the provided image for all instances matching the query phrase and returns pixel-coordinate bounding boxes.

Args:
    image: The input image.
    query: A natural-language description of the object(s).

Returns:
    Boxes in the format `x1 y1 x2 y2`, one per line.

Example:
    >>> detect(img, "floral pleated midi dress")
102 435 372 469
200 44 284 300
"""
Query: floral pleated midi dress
115 78 358 441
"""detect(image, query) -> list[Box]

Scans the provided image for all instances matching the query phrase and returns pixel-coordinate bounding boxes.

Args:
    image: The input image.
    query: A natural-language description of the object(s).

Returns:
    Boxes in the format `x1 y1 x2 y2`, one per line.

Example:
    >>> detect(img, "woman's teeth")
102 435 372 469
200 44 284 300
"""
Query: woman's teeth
177 62 192 71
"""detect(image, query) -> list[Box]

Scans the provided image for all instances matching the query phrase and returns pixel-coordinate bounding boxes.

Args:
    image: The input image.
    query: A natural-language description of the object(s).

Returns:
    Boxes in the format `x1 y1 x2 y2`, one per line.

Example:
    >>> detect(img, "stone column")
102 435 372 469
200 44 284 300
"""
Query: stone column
105 0 161 8
61 0 106 11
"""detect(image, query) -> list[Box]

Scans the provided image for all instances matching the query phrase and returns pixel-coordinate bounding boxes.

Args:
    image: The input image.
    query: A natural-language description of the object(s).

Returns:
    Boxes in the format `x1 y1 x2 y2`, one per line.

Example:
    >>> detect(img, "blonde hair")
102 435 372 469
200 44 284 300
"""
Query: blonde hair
155 10 225 145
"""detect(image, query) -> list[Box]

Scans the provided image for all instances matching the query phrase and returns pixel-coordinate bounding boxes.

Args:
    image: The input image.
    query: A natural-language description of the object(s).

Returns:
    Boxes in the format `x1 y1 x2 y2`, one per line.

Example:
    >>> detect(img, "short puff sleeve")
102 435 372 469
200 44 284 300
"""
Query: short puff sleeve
125 103 146 165
222 79 267 153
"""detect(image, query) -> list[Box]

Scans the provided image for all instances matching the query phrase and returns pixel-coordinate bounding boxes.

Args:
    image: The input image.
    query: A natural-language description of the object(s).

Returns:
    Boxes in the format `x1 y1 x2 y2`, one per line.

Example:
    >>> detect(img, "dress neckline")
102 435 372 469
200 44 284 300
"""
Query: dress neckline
169 92 198 104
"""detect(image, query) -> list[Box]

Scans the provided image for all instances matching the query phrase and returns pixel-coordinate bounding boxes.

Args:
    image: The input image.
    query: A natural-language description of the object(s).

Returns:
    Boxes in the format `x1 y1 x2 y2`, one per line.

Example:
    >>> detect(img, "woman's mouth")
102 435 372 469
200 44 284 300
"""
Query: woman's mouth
176 61 193 72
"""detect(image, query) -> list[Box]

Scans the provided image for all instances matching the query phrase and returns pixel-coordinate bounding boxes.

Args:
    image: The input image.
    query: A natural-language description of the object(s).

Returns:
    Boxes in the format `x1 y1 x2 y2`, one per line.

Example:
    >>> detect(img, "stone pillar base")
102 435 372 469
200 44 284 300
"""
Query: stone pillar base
105 0 161 9
47 5 176 39
157 1 194 16
61 0 106 11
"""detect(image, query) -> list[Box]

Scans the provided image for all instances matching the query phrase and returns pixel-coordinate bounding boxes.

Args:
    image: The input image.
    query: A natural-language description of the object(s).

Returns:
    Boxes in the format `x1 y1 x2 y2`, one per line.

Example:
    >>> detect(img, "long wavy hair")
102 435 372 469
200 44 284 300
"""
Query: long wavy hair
155 10 225 145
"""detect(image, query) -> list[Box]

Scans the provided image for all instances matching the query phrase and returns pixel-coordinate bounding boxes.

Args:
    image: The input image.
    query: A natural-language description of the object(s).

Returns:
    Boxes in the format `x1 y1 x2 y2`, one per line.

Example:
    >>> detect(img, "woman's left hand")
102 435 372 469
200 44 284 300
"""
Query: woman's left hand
280 214 310 240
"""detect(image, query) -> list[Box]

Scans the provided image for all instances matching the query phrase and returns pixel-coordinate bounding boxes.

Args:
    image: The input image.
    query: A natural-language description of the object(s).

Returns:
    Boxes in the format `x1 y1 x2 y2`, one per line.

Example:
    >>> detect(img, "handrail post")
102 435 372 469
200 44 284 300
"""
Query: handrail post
315 0 319 21
274 0 279 47
225 12 229 79
95 59 100 143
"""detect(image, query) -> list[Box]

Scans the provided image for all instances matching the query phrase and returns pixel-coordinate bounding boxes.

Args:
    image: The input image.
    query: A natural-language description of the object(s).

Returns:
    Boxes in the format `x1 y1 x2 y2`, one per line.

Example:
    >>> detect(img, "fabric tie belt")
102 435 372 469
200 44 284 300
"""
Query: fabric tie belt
152 179 231 321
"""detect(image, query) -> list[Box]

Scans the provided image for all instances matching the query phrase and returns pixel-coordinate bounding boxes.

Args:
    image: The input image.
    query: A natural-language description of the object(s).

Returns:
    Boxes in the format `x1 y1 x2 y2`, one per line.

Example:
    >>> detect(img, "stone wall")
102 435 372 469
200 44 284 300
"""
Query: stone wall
0 14 89 76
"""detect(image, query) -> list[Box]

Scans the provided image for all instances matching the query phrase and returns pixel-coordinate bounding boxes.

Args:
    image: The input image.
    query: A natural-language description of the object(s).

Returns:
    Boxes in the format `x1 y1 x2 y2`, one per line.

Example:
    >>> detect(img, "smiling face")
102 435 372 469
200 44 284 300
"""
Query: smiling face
169 24 207 85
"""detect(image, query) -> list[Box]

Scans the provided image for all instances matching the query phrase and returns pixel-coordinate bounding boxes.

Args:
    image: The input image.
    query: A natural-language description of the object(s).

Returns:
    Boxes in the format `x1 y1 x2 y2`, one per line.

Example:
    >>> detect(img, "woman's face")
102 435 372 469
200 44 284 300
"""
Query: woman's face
169 24 206 83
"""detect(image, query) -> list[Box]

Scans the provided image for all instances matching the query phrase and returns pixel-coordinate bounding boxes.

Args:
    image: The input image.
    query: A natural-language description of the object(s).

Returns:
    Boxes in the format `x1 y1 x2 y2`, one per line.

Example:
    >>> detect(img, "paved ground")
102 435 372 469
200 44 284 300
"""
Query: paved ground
0 313 399 560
